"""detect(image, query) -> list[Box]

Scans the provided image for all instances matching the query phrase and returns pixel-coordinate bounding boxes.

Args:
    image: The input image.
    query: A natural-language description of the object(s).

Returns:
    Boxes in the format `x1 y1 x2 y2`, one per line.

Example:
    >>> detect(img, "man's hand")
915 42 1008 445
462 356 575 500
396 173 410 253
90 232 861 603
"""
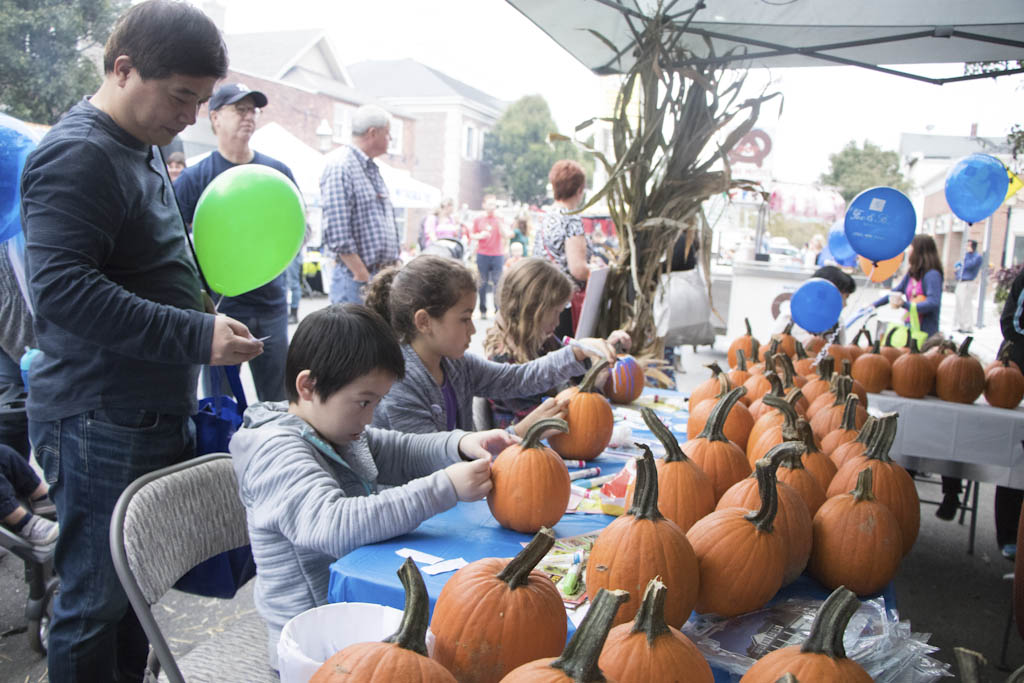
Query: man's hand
209 315 264 366
515 397 568 438
445 458 492 501
458 429 518 460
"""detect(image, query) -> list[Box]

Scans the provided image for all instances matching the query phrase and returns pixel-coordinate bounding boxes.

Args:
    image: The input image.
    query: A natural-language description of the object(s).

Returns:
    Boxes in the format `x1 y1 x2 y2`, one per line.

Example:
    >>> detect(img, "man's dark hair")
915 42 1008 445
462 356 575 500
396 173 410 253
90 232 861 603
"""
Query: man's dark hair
969 240 979 251
103 0 228 80
285 304 405 403
812 265 856 295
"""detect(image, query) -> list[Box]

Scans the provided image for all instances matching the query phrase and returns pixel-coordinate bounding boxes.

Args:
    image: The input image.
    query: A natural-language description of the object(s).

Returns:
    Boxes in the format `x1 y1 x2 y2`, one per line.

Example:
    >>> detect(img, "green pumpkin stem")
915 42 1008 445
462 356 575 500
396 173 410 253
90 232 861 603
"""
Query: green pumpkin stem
744 317 753 338
794 340 809 361
908 337 921 354
831 375 852 407
736 348 748 372
704 361 725 380
746 443 798 533
997 340 1013 363
383 558 431 656
853 328 871 347
784 387 804 412
853 415 878 445
641 407 688 463
783 321 795 336
630 578 672 646
764 372 784 398
761 392 798 436
816 356 835 381
884 327 899 348
713 372 732 399
851 467 875 502
695 386 747 443
579 359 610 393
864 413 899 463
497 527 556 589
838 394 860 432
800 586 862 659
777 354 798 389
521 418 569 450
551 588 629 681
840 358 853 379
776 675 800 683
958 336 974 357
870 339 881 355
796 418 818 456
750 338 761 364
628 447 664 520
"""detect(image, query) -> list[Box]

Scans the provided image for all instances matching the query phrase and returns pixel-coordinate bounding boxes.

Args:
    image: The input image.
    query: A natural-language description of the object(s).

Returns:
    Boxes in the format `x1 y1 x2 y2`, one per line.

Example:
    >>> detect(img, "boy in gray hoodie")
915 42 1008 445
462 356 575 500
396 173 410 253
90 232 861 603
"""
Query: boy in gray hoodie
229 304 512 667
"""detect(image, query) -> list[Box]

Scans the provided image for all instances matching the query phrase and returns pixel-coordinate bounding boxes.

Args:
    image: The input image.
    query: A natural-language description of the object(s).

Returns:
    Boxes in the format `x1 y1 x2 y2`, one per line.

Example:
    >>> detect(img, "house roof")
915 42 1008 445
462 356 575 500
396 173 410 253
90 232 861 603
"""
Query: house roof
900 133 1011 160
224 29 350 84
347 59 507 114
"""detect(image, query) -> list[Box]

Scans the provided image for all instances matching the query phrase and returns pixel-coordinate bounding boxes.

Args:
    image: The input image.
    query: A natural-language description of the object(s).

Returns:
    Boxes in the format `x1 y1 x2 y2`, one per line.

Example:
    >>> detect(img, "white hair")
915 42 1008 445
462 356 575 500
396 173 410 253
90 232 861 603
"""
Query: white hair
351 105 391 136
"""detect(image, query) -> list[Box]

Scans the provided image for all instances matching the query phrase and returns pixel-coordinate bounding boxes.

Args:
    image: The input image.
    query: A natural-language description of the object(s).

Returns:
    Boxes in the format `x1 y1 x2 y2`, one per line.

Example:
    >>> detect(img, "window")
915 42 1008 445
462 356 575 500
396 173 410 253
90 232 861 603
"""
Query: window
388 118 404 156
463 124 477 160
333 103 351 143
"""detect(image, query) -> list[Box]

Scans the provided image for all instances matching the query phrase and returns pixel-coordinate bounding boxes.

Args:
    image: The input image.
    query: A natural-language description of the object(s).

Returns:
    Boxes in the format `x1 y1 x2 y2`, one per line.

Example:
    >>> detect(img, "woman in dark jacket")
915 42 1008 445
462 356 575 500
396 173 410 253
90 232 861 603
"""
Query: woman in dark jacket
995 268 1024 558
873 234 944 336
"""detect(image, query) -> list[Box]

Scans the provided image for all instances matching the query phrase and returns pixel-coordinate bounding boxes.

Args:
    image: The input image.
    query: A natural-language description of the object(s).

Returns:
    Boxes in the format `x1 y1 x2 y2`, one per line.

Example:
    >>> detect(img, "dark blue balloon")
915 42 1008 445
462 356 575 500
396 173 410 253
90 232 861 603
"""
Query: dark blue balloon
944 154 1009 224
844 187 916 262
0 113 39 243
790 278 844 333
827 219 857 266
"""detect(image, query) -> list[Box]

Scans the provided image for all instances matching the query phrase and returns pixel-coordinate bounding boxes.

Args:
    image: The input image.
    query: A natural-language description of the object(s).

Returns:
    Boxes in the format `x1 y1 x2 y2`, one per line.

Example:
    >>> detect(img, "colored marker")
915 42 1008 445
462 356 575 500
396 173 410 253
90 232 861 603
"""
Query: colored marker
576 472 619 489
568 467 601 481
565 460 590 468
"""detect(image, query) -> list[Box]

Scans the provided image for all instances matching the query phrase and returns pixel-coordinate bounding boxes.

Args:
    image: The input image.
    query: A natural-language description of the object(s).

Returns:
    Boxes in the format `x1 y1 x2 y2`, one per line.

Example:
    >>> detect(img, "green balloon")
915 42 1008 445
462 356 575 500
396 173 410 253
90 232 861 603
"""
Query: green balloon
192 164 305 297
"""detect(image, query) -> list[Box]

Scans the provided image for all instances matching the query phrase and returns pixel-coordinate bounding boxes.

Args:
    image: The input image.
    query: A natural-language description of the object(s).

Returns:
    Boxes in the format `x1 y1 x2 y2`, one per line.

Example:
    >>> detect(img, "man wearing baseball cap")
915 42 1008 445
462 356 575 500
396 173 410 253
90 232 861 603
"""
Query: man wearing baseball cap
175 82 300 402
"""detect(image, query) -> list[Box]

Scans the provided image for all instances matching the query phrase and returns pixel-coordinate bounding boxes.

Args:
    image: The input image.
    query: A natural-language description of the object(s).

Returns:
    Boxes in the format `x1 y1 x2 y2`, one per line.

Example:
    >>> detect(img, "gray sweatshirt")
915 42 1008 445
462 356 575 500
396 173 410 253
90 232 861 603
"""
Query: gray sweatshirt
229 402 465 666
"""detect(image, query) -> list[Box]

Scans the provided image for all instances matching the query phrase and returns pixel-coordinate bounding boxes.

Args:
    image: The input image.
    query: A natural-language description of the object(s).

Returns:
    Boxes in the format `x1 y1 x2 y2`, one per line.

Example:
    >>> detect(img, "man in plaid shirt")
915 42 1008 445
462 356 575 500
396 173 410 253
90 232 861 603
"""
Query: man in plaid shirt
320 105 401 303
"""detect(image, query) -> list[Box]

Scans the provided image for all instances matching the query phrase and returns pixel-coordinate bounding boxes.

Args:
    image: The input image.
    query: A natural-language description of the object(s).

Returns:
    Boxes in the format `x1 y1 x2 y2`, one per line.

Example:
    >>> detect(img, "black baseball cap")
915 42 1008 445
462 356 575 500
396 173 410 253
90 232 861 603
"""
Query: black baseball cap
209 83 268 111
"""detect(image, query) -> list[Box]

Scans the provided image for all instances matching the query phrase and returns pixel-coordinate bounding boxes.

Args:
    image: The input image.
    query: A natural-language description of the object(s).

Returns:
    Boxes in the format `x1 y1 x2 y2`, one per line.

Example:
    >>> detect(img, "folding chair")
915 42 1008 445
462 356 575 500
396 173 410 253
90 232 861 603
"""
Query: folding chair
110 453 277 683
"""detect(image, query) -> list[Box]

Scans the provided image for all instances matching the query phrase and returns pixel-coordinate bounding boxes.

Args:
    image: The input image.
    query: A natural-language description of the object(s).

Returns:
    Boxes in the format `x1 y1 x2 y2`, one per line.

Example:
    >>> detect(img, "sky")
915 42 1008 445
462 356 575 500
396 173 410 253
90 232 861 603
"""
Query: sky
201 0 1024 186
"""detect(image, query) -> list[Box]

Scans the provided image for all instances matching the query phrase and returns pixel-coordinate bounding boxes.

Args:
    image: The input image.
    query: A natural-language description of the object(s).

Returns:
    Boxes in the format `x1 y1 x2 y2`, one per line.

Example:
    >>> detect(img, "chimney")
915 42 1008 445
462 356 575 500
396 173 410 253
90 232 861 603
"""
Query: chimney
970 123 978 137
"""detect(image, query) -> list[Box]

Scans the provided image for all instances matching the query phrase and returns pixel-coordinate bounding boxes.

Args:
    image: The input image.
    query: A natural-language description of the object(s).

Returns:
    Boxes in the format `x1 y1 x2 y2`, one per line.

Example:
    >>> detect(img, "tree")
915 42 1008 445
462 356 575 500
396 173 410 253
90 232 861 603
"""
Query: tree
483 95 589 205
0 0 128 124
819 140 910 202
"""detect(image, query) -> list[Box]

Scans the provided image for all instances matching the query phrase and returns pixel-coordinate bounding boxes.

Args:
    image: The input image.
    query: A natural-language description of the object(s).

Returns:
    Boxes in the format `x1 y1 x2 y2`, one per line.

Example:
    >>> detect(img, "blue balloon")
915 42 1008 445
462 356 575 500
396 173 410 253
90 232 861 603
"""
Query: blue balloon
0 113 39 243
827 220 857 266
944 154 1009 224
790 278 844 333
843 186 916 262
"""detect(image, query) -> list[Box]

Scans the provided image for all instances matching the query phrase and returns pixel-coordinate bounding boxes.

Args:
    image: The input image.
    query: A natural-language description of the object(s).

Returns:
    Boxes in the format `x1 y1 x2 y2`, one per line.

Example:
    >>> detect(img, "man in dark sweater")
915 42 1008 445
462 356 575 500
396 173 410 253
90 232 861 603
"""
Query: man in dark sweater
19 2 263 680
175 83 300 402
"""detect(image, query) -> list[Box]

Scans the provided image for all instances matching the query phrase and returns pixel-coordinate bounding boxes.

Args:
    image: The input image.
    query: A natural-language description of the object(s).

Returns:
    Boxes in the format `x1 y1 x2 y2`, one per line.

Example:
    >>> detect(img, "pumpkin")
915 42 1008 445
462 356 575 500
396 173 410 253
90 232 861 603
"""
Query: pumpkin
598 578 714 683
312 558 456 683
936 336 986 404
986 356 1024 409
774 420 826 517
746 390 804 466
738 587 873 682
500 588 628 683
986 341 1022 375
792 340 816 378
810 468 903 596
687 374 754 451
820 393 862 457
841 328 870 362
586 449 700 628
828 413 919 556
683 387 753 501
777 353 807 389
823 340 850 366
879 327 907 365
775 322 798 358
810 376 866 442
718 447 812 587
488 418 570 532
727 348 753 394
838 359 868 408
830 416 878 470
606 354 646 404
549 360 613 461
633 410 715 531
924 338 957 376
431 529 567 682
728 318 760 369
890 337 934 399
687 449 790 617
689 362 729 408
744 356 778 403
851 339 891 394
757 337 783 364
746 372 784 422
804 335 826 355
800 356 835 405
797 418 837 492
805 373 840 420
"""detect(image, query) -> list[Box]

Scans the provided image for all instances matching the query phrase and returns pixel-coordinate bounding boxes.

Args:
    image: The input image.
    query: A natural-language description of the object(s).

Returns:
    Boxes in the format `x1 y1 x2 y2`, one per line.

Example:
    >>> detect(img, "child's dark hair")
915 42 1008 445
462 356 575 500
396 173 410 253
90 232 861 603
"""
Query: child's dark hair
285 304 404 403
364 255 477 343
812 265 856 296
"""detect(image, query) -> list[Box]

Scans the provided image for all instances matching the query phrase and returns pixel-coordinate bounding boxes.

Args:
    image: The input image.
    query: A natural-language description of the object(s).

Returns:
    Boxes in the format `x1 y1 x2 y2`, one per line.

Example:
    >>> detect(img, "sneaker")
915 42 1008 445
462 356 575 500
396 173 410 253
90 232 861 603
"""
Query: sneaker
1003 544 1017 561
288 309 299 325
30 495 56 518
18 515 59 547
935 493 959 521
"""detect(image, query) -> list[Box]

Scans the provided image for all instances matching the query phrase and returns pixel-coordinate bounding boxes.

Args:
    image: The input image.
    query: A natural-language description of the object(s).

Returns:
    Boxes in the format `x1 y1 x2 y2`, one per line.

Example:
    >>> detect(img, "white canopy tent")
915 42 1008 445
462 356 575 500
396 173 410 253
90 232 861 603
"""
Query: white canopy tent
506 0 1024 84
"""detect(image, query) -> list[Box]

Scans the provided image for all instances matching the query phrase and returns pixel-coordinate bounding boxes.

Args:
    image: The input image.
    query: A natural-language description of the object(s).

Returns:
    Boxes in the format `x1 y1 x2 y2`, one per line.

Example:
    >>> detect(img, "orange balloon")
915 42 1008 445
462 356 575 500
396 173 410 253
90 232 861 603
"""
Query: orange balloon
858 253 904 282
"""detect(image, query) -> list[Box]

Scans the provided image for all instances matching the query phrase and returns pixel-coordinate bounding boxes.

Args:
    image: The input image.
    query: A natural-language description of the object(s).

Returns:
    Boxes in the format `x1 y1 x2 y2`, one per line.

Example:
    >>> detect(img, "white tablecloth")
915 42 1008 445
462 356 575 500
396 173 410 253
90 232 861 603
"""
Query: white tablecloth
869 391 1024 488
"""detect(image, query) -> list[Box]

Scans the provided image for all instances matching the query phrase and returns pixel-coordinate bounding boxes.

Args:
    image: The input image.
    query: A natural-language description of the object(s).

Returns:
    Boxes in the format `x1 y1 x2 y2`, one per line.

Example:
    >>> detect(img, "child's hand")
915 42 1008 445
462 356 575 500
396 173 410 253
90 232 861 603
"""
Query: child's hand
607 329 632 353
573 337 618 364
516 397 569 438
458 429 519 460
445 458 492 502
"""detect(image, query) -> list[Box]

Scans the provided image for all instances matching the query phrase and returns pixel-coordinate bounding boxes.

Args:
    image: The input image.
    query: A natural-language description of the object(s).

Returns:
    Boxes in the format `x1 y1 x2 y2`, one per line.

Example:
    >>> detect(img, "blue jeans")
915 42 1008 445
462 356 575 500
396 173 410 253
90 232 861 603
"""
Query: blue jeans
205 309 289 402
286 252 303 312
330 266 366 304
0 347 29 459
476 254 504 313
30 409 195 683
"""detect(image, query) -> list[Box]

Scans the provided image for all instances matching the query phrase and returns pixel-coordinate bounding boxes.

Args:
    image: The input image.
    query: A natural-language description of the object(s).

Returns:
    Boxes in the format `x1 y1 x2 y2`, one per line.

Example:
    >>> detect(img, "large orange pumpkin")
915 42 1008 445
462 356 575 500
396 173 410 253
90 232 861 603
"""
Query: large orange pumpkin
851 339 891 394
810 376 867 442
628 409 715 532
312 559 456 683
689 362 730 408
738 587 873 682
728 318 760 369
683 387 753 501
986 341 1022 375
746 392 800 468
686 374 754 451
500 588 628 682
936 336 986 404
431 529 567 682
797 418 837 492
597 578 713 683
811 468 903 596
986 356 1024 409
606 354 646 404
890 337 934 398
549 360 613 461
586 449 700 628
879 327 907 364
488 418 570 532
687 450 789 617
775 322 798 358
819 393 862 457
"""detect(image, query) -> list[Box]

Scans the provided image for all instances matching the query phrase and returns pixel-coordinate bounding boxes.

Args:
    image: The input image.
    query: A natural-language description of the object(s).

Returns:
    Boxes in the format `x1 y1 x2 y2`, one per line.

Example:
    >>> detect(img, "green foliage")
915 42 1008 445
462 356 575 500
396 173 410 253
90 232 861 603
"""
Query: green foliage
0 0 127 124
819 140 910 203
483 95 590 205
1009 123 1024 171
767 213 828 251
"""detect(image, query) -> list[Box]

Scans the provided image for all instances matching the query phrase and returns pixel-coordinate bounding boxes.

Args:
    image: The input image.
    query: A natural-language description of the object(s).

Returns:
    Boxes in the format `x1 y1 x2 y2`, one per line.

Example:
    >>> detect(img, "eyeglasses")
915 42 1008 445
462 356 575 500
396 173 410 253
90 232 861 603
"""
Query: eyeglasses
231 103 261 118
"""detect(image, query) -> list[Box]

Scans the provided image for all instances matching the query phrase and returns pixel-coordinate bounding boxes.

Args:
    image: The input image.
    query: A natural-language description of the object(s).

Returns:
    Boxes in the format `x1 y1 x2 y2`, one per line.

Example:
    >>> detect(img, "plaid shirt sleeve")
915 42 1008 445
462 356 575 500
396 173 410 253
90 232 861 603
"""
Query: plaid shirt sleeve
320 153 355 255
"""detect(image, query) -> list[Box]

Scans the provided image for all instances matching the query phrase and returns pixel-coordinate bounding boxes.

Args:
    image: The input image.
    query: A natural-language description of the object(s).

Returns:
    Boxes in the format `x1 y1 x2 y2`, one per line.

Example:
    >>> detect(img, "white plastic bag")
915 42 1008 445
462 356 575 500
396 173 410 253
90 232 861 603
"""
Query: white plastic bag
653 266 715 346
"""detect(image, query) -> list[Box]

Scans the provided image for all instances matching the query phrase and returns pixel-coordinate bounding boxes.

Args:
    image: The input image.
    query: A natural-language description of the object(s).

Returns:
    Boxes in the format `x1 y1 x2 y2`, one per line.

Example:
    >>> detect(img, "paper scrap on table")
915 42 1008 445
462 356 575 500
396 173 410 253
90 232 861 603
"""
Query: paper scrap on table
396 548 444 565
422 558 467 575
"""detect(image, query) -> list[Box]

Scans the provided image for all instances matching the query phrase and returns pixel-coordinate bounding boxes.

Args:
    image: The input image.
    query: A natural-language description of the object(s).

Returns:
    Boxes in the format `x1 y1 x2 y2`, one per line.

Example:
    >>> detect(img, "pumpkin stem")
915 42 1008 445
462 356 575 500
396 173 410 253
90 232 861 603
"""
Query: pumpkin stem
853 415 877 445
998 340 1013 363
578 359 610 393
628 447 665 520
630 578 672 646
800 586 861 659
744 317 753 338
695 386 747 444
784 387 804 411
783 321 794 336
713 372 732 399
953 647 987 683
840 358 853 378
908 337 921 354
551 588 629 681
776 675 800 683
777 354 798 388
797 418 819 456
641 407 687 463
794 340 809 361
838 394 860 432
761 393 798 435
870 338 881 355
831 375 852 407
736 348 748 372
766 337 781 360
764 372 784 398
521 418 569 450
383 558 431 656
750 338 761 364
817 356 835 381
884 327 899 348
497 527 556 589
851 467 876 502
958 336 974 357
854 328 871 346
746 443 798 532
864 413 899 463
704 361 724 380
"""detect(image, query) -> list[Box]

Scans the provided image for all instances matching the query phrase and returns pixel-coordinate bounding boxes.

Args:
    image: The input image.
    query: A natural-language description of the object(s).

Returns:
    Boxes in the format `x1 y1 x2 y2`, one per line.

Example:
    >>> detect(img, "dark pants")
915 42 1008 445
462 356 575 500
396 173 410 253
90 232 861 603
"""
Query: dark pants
203 308 288 402
286 253 303 313
30 410 195 683
942 476 963 496
0 349 29 460
996 486 1024 548
476 253 504 314
0 443 40 518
